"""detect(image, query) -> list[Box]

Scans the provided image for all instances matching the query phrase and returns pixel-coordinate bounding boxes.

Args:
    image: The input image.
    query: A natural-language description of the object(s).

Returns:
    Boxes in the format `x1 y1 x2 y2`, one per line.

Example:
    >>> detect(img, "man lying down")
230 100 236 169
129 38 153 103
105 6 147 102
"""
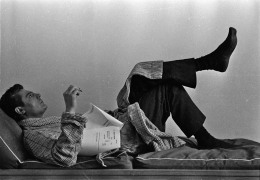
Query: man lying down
0 27 237 167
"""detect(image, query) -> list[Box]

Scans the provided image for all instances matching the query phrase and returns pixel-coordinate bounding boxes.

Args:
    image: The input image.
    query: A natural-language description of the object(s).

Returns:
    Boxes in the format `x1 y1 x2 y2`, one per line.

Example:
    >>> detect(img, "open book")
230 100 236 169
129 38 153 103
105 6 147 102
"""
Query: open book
79 104 123 156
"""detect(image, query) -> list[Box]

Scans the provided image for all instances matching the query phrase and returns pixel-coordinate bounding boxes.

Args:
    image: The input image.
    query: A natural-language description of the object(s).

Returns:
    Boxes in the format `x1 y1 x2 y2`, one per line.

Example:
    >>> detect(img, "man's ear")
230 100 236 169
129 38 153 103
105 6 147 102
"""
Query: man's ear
15 107 26 115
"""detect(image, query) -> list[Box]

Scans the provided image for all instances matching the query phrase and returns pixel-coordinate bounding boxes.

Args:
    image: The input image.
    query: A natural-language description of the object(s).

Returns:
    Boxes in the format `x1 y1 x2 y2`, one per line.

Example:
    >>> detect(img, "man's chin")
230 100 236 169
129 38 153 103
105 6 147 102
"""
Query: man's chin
43 105 48 111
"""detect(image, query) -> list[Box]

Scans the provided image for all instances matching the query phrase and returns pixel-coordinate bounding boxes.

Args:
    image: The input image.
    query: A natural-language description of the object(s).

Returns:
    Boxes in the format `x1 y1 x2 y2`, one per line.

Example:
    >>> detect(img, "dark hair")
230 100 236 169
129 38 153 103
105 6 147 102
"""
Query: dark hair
0 84 25 121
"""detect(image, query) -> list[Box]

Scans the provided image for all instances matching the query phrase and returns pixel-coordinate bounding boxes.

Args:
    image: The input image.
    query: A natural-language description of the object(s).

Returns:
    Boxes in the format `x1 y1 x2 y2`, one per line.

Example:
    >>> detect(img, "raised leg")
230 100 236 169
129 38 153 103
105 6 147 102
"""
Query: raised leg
137 82 205 137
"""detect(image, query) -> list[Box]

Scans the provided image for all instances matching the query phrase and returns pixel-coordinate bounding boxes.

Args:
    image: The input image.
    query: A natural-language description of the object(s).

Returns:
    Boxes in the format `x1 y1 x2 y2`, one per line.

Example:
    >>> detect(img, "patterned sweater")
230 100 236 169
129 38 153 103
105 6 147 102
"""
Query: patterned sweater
18 61 185 167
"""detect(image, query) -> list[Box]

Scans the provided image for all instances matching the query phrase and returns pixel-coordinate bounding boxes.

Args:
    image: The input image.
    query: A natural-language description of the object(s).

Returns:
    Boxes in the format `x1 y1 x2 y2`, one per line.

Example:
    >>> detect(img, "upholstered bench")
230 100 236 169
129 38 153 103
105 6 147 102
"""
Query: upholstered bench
1 108 260 179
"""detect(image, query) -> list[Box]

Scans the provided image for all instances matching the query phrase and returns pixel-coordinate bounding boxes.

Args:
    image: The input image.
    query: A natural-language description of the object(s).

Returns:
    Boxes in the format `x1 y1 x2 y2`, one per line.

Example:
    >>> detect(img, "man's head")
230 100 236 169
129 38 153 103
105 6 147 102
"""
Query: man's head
0 84 47 122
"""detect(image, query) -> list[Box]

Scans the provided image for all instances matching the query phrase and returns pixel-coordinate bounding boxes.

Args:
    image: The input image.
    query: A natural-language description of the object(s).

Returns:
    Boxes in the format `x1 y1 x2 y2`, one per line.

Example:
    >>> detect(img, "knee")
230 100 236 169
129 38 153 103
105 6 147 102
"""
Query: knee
165 81 184 90
164 82 186 97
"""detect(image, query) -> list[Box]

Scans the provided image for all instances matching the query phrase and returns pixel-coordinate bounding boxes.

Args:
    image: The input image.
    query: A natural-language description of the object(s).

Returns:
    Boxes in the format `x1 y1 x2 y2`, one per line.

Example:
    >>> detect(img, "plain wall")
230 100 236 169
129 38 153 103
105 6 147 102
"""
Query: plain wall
1 0 260 141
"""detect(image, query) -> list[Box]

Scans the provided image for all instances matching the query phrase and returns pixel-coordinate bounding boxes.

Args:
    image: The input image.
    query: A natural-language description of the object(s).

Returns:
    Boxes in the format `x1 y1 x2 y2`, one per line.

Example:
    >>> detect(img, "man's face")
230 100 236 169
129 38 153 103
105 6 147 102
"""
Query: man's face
16 89 47 118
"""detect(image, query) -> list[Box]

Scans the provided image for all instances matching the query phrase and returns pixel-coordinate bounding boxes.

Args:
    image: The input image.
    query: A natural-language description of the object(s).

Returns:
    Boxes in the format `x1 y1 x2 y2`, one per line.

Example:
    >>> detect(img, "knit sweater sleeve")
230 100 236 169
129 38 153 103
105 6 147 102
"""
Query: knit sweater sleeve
23 113 87 167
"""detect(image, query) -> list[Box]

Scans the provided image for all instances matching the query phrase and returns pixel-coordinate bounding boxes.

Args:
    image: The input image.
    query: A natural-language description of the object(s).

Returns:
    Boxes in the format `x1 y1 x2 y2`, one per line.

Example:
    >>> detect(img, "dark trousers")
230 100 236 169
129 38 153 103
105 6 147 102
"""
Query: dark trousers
129 59 206 137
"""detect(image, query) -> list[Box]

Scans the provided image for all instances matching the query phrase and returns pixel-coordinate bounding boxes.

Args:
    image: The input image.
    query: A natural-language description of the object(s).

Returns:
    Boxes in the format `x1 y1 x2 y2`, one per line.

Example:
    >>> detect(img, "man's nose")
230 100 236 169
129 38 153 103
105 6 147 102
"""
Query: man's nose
36 93 41 98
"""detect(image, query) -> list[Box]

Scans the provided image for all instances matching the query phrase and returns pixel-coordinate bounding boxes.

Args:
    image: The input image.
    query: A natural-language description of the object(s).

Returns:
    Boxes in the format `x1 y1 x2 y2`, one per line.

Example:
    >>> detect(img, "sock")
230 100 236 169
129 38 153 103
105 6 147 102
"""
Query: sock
195 27 237 72
194 126 216 146
194 126 234 149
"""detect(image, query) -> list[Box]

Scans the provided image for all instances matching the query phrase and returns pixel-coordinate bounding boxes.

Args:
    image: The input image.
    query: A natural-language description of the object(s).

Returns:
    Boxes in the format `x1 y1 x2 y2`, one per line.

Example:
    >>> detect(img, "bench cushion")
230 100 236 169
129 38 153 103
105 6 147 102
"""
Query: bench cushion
19 153 133 169
134 137 260 169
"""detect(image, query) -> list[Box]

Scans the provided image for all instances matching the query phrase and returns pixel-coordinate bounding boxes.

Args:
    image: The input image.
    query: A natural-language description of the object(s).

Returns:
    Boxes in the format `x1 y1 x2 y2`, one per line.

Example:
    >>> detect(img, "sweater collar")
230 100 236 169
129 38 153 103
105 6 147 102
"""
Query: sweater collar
18 116 61 128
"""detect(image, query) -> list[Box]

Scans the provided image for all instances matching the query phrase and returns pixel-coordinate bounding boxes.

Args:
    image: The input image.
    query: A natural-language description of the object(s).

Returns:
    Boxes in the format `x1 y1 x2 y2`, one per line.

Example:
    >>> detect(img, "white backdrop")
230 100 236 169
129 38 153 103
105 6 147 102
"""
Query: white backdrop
1 0 259 141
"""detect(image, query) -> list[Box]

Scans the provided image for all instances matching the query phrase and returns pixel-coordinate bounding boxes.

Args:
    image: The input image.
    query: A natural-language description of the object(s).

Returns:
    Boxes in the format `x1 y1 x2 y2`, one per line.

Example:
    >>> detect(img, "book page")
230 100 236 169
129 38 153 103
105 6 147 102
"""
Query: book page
82 104 123 130
79 126 121 156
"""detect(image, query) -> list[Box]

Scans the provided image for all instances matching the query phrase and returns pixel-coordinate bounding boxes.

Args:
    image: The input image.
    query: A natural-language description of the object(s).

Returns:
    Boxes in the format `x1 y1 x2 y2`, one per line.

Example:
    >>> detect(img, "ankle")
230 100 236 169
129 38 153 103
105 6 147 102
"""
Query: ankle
194 126 216 144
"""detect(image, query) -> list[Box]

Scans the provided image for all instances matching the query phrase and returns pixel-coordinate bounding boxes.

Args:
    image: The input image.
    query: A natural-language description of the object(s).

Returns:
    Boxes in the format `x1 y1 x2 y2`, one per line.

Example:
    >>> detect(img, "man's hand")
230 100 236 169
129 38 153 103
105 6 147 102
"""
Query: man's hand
63 85 82 114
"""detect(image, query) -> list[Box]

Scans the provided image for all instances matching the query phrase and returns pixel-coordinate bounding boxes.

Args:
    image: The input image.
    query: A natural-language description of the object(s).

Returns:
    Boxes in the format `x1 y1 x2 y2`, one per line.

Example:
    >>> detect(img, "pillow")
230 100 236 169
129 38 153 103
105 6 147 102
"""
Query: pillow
0 136 21 168
0 108 31 168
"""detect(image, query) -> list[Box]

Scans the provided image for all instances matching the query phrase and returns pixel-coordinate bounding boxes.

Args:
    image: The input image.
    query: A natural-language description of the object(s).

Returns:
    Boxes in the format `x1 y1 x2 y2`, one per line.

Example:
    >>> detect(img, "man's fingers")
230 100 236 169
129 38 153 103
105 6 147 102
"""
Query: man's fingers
71 88 81 96
64 85 81 95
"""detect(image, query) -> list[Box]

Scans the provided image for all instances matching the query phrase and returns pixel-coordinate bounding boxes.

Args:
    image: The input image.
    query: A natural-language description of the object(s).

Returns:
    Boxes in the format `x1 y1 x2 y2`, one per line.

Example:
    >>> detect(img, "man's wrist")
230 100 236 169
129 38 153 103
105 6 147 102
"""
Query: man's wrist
63 111 76 116
64 111 75 115
65 108 76 114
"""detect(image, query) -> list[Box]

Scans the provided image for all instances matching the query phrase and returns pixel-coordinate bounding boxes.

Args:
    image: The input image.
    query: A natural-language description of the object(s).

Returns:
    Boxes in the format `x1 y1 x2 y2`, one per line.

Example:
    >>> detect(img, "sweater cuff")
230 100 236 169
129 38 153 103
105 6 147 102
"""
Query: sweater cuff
61 112 87 126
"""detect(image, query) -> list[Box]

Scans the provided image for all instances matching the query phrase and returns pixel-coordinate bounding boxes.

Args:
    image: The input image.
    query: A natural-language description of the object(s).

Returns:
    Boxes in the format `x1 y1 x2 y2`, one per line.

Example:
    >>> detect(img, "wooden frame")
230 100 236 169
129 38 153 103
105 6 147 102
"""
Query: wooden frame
0 169 259 180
